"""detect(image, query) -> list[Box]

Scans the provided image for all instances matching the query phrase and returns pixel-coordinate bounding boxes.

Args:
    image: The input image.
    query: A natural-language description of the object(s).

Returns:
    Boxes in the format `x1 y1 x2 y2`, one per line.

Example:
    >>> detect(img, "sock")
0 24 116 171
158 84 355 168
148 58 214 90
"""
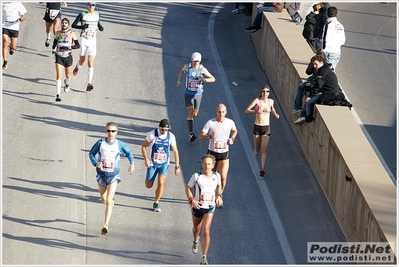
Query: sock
87 67 94 84
202 255 206 258
187 119 194 133
65 78 70 85
56 80 62 95
46 32 51 39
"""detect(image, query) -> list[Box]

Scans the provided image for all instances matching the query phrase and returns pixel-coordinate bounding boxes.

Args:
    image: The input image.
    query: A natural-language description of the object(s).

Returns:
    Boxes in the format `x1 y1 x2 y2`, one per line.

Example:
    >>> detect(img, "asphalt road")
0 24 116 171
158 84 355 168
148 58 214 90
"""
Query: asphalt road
3 2 393 265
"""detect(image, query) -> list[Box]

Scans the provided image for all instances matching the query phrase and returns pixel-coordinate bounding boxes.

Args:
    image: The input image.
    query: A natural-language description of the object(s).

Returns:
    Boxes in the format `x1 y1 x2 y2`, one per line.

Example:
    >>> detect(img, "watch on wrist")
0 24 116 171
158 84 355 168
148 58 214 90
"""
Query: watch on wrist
175 166 180 169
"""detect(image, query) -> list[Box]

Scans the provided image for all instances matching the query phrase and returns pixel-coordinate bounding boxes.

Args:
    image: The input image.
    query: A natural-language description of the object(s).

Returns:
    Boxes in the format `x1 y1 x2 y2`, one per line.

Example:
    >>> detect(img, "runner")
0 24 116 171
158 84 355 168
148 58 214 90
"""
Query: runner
185 154 223 265
89 122 135 235
2 2 27 69
52 17 80 102
177 52 215 142
43 2 67 47
141 119 180 212
245 85 280 176
199 104 238 199
71 2 104 91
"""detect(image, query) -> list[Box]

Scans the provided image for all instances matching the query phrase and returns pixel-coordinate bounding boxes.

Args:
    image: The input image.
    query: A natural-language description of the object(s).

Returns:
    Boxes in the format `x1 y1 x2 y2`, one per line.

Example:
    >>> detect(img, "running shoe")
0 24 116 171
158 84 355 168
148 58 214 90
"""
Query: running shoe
86 83 94 91
9 50 14 55
200 257 208 265
260 169 265 177
231 8 239 14
64 79 70 93
55 94 62 102
291 109 301 114
73 65 79 76
45 38 50 47
101 224 108 235
189 133 196 142
153 202 161 212
2 60 7 69
192 241 199 254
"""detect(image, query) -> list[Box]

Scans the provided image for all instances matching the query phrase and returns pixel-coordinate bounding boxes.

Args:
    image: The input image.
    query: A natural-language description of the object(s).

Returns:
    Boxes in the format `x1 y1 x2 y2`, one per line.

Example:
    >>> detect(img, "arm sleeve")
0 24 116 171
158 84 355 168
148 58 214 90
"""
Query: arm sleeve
71 39 80 49
71 13 84 29
118 140 135 163
89 139 102 166
52 39 57 50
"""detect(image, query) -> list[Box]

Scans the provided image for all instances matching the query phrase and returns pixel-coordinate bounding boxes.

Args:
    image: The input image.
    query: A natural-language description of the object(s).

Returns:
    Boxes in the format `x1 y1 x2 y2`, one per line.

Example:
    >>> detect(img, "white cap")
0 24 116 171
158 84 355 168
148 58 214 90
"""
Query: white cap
191 52 202 61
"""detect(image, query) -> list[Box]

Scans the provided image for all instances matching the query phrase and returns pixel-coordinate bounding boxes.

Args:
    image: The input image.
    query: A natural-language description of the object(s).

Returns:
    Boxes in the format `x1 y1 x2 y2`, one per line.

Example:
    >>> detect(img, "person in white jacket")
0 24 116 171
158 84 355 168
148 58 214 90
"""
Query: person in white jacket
322 6 345 71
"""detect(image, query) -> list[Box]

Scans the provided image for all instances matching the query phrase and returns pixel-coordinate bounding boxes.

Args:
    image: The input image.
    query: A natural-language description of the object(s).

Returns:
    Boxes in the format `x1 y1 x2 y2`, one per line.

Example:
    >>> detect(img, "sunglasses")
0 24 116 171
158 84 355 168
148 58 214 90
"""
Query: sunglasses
88 4 95 6
61 21 68 25
159 128 169 132
106 130 117 133
262 90 270 93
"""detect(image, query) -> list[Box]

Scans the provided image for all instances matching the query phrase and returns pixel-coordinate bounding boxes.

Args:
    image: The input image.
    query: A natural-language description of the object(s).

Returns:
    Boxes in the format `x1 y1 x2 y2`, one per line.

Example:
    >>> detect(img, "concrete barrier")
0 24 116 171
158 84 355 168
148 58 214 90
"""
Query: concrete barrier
249 7 396 262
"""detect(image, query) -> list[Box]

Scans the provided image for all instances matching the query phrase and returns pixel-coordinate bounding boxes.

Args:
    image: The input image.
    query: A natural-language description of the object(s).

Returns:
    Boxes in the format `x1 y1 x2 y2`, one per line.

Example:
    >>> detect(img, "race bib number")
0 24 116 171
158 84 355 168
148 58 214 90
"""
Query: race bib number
4 15 16 23
83 23 97 38
214 139 227 150
200 191 215 206
154 152 167 164
49 9 60 20
188 80 201 91
101 158 115 172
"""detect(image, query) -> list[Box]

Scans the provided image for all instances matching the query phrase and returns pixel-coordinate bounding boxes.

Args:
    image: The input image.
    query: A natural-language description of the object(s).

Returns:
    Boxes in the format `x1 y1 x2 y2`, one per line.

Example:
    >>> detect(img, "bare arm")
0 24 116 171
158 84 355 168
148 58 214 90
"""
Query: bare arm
245 98 258 114
177 64 188 88
141 140 151 168
199 66 215 83
270 99 280 119
171 144 180 176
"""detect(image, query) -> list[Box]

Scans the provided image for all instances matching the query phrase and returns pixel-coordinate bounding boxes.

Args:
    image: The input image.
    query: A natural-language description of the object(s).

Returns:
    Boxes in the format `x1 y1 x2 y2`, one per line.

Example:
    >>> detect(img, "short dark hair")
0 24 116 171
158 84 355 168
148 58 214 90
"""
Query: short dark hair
328 6 338 17
311 54 325 64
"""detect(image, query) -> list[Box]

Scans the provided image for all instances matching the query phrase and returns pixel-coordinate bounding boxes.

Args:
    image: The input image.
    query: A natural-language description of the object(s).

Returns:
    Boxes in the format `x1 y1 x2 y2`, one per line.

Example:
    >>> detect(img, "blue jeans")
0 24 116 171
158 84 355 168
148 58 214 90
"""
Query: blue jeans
294 76 312 110
252 6 276 27
300 93 322 122
315 39 323 51
324 52 341 71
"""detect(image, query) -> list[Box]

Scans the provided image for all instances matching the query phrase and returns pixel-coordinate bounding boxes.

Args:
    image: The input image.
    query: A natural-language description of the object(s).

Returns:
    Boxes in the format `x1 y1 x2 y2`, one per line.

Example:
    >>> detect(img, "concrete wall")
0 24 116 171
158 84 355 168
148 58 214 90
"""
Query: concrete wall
250 9 396 261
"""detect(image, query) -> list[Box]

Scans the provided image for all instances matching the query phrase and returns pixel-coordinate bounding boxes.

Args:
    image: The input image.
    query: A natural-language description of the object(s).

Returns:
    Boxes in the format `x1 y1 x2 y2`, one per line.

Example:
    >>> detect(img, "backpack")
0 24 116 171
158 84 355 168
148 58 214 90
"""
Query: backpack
302 11 318 40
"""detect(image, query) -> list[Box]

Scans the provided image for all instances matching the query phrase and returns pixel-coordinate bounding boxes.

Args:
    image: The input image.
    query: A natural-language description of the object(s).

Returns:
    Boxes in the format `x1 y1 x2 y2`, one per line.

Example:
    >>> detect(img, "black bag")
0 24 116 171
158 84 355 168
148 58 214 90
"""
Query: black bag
317 89 353 109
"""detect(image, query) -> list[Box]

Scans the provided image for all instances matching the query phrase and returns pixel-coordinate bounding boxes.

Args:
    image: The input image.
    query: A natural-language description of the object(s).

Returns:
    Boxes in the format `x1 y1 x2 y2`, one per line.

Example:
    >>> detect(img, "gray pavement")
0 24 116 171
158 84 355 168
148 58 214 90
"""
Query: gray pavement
6 2 394 265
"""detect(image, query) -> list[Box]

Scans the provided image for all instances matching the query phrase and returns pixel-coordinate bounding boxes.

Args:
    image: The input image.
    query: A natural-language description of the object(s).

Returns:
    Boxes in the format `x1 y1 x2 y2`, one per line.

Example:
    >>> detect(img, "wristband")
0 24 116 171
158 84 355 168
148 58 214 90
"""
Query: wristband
188 197 194 203
175 166 180 169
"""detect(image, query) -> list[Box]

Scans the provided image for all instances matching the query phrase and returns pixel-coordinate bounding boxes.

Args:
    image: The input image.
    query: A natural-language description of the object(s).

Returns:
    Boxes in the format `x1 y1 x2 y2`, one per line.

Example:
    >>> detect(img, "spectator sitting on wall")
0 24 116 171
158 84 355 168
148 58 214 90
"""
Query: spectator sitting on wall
245 2 284 33
294 54 340 125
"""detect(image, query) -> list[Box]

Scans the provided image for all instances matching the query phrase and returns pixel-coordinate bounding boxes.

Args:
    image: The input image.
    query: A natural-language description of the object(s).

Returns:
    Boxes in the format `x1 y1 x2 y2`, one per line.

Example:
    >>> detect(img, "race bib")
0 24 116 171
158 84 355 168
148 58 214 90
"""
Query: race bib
49 9 60 20
101 158 115 172
154 152 167 164
214 139 227 150
200 191 215 206
187 80 201 91
83 23 97 38
3 15 16 23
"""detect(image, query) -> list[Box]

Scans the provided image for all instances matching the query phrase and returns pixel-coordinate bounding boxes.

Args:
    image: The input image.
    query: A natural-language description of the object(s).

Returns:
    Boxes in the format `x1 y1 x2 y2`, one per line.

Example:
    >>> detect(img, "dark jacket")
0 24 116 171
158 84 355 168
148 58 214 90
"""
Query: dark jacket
313 3 330 39
306 63 340 97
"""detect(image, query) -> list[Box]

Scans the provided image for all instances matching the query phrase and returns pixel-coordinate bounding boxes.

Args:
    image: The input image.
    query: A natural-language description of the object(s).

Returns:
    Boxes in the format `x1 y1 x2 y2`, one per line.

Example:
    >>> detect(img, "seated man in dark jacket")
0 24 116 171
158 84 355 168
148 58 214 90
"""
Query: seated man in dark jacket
294 54 340 124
